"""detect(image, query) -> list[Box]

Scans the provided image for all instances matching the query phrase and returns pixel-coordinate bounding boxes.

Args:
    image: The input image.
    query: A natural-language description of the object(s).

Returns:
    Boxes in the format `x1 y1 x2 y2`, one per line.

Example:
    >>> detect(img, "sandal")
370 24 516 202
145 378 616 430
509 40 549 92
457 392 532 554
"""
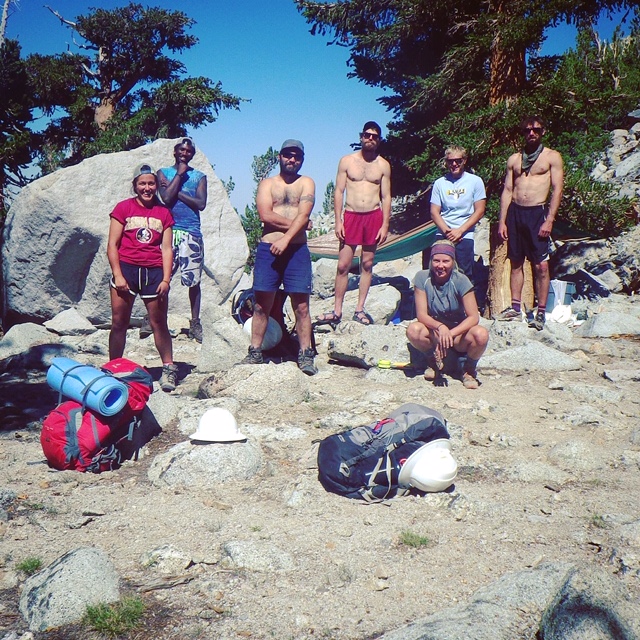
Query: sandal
314 311 342 326
352 310 374 325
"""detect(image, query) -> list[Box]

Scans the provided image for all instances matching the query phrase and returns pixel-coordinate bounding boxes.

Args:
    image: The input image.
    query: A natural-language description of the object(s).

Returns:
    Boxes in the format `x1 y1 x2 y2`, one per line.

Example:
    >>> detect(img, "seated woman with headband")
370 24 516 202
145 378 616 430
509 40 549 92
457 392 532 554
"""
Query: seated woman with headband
406 239 488 388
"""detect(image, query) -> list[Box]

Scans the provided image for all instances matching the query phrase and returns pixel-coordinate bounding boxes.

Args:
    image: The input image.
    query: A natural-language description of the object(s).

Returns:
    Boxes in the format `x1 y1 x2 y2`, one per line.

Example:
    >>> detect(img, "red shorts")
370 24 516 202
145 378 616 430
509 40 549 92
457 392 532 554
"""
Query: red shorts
343 208 383 246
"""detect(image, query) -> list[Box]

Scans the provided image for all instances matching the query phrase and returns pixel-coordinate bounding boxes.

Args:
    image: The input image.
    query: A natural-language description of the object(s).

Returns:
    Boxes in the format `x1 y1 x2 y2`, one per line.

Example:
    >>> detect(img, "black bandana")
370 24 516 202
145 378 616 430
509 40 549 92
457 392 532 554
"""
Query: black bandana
521 144 543 175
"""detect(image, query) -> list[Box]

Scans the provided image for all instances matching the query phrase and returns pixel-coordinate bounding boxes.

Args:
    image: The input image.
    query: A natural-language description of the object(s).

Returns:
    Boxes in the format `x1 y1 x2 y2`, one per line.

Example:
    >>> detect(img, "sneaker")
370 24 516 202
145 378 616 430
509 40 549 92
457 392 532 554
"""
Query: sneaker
160 364 179 392
494 306 522 321
241 346 263 365
462 371 479 389
528 311 546 331
188 318 203 343
139 315 153 339
297 347 318 376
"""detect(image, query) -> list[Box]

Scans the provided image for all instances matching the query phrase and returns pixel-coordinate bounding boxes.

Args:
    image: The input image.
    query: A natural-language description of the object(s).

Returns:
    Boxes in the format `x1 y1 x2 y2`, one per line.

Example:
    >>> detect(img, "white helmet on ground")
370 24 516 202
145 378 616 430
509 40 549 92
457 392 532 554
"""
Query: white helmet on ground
398 439 457 492
190 408 247 443
243 317 283 351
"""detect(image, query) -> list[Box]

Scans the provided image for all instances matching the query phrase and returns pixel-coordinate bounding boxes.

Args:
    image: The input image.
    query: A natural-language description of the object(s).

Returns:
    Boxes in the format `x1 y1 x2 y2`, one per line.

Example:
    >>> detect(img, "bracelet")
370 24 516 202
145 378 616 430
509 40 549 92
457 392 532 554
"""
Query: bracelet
435 324 444 331
162 280 170 285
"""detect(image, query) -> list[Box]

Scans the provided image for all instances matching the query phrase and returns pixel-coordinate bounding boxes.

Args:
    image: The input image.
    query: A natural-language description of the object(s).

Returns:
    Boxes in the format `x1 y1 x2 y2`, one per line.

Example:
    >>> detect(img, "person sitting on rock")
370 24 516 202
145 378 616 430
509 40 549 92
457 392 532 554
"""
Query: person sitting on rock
406 239 488 389
107 164 178 392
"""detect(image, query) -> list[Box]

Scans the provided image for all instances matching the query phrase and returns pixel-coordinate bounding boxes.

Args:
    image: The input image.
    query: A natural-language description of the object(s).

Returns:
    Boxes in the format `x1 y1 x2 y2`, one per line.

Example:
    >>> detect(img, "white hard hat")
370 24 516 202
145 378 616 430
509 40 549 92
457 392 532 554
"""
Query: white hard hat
243 316 283 351
398 439 457 493
190 408 247 443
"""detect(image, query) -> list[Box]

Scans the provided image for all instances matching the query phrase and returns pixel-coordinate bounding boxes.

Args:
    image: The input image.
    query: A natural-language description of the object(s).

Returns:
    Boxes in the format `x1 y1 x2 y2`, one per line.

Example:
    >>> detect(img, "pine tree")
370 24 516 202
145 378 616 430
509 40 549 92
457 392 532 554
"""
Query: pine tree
25 3 243 170
241 148 279 271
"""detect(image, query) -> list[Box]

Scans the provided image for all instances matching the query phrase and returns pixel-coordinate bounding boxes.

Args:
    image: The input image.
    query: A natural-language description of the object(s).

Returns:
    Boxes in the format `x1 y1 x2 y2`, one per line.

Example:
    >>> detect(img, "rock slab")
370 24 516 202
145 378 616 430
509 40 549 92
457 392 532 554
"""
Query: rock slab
19 547 120 632
2 138 248 326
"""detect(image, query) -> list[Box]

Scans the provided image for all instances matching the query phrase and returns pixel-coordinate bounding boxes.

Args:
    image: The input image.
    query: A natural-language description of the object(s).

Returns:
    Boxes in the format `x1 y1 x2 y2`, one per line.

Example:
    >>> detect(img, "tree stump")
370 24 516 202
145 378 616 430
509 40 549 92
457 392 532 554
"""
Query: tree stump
487 223 534 317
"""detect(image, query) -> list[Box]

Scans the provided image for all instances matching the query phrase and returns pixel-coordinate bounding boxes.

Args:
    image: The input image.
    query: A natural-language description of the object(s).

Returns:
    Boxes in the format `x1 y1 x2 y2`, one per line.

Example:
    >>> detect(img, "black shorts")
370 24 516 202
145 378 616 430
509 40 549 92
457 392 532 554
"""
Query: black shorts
110 262 163 299
506 203 551 264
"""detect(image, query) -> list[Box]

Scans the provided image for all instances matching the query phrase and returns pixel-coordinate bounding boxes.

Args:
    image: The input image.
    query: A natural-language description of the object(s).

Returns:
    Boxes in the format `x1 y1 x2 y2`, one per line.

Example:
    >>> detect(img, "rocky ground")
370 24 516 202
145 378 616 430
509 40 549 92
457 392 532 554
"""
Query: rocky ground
1 308 640 640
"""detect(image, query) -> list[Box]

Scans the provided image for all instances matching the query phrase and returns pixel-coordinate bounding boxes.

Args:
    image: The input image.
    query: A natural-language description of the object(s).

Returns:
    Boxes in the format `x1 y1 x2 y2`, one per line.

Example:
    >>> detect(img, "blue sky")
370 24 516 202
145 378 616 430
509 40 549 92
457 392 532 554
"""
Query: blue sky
6 1 628 215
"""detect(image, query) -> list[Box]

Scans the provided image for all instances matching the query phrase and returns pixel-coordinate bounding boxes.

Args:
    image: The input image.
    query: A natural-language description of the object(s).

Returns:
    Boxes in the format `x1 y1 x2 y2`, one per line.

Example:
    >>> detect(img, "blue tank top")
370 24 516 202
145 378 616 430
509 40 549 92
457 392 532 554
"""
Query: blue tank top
160 166 205 236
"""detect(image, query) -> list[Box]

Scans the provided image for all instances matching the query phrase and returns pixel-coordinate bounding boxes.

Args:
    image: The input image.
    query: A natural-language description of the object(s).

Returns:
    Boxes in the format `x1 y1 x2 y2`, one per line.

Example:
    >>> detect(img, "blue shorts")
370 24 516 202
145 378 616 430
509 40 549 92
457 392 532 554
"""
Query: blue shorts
506 203 551 264
253 242 312 294
111 262 163 299
171 230 204 287
434 233 474 282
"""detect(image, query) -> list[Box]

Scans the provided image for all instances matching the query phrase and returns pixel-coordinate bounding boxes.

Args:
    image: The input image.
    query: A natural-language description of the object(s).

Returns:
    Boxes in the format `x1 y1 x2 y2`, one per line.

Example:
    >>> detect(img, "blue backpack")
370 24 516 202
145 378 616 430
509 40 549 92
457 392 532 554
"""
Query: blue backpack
317 403 450 502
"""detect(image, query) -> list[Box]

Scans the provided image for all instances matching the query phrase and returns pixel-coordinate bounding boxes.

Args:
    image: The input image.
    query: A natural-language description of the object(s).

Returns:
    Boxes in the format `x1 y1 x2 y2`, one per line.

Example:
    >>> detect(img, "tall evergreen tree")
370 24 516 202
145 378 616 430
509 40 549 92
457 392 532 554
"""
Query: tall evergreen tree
242 148 279 270
0 38 32 219
296 0 639 234
25 3 242 170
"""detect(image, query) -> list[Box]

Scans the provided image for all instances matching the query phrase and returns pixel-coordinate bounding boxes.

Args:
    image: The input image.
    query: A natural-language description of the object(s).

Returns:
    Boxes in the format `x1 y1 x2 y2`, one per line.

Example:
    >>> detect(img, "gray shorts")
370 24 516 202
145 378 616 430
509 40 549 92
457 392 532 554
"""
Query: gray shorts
171 230 204 287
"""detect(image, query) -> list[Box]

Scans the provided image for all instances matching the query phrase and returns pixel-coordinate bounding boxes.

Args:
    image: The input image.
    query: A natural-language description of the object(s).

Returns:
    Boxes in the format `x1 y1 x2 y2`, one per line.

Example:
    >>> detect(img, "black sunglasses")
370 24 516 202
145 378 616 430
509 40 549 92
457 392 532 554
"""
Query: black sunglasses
523 127 543 134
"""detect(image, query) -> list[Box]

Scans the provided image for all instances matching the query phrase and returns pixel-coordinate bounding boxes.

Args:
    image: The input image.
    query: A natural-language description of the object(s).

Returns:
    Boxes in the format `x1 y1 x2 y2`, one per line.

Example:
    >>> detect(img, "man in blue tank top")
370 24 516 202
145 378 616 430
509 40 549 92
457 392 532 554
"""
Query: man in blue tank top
157 138 208 342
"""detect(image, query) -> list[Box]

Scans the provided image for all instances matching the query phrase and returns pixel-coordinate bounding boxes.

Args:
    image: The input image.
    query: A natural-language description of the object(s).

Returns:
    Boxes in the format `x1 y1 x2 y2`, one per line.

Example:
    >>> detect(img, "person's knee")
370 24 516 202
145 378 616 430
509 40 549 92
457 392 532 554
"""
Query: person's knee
534 261 550 276
147 307 168 331
148 315 168 332
360 257 374 273
406 321 425 345
110 317 129 332
292 297 310 318
472 325 489 347
336 260 351 277
510 260 524 272
110 308 130 332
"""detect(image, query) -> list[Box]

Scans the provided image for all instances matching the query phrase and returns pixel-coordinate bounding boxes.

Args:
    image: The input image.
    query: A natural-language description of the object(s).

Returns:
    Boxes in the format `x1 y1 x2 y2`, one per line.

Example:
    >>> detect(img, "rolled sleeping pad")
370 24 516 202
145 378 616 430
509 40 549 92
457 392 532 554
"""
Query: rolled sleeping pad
46 357 129 417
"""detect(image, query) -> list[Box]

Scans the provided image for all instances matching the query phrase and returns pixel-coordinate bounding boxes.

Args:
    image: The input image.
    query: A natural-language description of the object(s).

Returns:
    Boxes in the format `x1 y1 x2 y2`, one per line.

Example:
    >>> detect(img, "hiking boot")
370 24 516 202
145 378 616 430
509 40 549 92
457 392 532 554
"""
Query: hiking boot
423 367 437 381
423 351 440 381
297 347 318 376
160 364 179 392
494 306 522 321
139 315 153 339
462 371 479 389
528 310 546 331
241 346 264 365
188 318 203 343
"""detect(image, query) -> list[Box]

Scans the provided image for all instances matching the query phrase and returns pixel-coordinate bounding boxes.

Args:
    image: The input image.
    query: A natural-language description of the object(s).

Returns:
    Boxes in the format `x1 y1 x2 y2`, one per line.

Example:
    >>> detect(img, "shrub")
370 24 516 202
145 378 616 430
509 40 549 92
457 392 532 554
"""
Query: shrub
16 557 43 575
399 530 432 548
83 596 145 638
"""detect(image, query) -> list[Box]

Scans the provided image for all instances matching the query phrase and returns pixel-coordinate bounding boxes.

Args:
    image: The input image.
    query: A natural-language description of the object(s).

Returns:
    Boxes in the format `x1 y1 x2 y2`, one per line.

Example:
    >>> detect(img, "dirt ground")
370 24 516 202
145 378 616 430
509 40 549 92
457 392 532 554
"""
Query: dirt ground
1 326 640 640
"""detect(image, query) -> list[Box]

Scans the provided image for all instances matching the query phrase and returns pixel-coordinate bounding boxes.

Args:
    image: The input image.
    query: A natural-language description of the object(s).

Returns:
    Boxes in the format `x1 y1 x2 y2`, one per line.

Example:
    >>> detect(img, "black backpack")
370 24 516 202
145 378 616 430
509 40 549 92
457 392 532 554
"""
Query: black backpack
317 403 449 502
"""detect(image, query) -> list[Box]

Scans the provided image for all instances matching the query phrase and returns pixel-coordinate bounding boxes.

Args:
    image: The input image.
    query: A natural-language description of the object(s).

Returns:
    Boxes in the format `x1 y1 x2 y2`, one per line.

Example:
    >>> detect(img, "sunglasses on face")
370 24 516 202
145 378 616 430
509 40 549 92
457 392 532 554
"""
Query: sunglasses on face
446 158 465 165
361 132 380 140
523 127 543 134
281 151 303 160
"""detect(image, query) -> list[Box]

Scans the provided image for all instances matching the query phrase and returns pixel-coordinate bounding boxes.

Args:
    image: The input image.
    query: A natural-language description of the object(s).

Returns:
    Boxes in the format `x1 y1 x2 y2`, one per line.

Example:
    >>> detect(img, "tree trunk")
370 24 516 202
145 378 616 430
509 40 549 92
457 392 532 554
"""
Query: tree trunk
94 99 115 130
487 223 534 317
0 0 10 47
488 2 526 105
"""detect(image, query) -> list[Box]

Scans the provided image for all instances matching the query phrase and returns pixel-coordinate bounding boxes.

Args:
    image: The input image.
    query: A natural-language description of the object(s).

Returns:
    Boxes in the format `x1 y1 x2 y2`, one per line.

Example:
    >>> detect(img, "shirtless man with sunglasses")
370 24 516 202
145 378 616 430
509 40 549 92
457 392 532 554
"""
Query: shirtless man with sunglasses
317 121 392 327
496 116 564 330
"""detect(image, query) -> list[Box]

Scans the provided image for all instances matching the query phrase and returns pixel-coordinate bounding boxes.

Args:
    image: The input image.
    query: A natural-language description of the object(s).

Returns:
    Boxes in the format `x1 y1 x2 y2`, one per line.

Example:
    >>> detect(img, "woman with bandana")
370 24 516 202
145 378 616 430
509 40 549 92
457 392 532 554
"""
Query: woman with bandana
406 239 489 389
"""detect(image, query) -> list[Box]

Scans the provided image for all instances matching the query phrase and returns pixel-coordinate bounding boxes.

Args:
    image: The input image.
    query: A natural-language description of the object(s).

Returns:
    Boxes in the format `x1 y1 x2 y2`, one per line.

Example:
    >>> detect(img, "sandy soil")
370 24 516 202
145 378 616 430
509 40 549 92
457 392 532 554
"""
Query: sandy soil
1 327 640 640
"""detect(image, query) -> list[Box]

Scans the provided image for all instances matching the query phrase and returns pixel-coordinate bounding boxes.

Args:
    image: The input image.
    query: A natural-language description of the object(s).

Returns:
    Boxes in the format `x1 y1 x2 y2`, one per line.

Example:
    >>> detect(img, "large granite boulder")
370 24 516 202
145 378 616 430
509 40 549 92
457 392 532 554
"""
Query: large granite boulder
19 547 120 632
2 138 248 326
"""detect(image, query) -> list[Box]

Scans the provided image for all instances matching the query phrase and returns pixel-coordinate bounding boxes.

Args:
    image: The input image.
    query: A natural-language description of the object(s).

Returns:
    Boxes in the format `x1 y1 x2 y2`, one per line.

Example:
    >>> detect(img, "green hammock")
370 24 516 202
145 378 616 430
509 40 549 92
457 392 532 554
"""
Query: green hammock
308 221 438 264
